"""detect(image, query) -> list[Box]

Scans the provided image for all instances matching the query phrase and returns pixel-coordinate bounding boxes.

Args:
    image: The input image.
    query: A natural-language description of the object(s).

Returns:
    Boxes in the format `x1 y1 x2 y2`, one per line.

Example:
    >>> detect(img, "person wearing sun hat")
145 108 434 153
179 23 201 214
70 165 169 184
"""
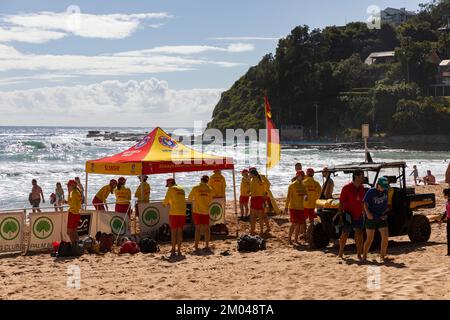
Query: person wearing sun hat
163 178 187 257
188 175 213 252
362 176 390 262
114 177 132 215
285 170 307 245
66 179 82 245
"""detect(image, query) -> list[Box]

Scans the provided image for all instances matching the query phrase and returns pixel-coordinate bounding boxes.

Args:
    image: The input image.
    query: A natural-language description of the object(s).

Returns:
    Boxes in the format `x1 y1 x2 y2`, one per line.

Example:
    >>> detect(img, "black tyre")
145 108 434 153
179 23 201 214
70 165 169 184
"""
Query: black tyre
408 215 431 243
306 222 330 249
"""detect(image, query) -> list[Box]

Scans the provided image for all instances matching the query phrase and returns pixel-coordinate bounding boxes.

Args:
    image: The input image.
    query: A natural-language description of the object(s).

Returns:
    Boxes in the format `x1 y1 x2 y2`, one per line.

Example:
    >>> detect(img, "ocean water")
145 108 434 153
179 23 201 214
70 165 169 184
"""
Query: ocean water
0 126 449 210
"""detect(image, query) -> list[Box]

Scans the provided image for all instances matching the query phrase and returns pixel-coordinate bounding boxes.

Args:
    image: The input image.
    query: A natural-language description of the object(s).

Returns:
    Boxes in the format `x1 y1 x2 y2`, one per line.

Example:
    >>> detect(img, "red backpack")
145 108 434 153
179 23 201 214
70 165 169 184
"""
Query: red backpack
119 241 139 254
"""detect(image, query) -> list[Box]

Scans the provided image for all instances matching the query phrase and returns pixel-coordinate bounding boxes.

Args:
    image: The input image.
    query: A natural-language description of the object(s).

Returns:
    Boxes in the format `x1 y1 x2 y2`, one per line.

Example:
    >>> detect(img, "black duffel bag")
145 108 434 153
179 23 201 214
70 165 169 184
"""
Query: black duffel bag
237 234 266 252
139 237 159 253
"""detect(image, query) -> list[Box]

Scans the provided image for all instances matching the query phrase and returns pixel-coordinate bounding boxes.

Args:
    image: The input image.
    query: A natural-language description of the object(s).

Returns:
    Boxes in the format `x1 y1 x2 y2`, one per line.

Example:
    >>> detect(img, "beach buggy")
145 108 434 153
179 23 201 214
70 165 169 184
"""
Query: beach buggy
307 161 436 249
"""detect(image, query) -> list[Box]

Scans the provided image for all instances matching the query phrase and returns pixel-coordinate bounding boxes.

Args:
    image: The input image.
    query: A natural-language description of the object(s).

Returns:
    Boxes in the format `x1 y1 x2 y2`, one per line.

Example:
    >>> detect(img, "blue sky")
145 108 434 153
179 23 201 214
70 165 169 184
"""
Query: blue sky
0 0 426 126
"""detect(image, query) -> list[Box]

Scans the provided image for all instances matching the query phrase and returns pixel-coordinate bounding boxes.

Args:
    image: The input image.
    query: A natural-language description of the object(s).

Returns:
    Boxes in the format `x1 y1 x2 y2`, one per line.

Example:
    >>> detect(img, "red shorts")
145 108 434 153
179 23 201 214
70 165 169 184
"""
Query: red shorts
239 196 250 204
169 215 186 229
304 208 316 221
92 196 105 211
193 213 210 225
115 203 130 215
250 196 265 210
289 209 305 224
67 212 80 230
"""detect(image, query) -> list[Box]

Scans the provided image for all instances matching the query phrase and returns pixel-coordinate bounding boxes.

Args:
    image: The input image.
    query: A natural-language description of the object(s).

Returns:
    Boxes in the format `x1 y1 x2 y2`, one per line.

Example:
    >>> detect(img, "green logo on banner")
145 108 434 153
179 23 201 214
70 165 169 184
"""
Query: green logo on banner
32 217 54 240
209 202 223 222
110 216 126 235
142 206 160 227
0 217 20 241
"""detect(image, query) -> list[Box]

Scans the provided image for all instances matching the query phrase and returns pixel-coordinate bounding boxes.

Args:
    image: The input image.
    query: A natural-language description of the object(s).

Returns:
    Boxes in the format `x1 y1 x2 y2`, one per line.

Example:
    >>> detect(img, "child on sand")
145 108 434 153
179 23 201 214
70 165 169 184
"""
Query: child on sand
409 165 419 186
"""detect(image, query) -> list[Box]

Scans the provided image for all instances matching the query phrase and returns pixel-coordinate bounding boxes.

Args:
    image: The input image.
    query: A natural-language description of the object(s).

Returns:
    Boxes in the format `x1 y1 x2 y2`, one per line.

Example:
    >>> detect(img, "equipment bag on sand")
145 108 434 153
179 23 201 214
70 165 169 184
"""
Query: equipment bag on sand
119 241 139 254
99 233 114 253
210 223 229 235
237 234 266 252
139 237 159 253
155 223 171 242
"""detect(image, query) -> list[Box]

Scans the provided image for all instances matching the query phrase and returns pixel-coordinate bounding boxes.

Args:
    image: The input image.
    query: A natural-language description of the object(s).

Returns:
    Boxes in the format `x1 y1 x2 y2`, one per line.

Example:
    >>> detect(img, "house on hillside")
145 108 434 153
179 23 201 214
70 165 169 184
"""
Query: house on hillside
364 51 396 65
381 7 416 26
438 60 450 85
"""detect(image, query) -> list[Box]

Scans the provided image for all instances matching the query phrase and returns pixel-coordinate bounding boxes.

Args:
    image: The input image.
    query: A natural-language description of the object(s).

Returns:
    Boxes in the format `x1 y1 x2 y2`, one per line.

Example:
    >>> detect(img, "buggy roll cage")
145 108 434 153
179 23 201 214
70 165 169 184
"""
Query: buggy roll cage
319 162 408 199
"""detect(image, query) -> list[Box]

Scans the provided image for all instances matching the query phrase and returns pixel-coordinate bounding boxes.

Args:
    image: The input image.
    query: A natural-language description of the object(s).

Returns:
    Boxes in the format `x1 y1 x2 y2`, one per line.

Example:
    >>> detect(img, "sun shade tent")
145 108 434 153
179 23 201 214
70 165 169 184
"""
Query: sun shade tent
84 127 238 233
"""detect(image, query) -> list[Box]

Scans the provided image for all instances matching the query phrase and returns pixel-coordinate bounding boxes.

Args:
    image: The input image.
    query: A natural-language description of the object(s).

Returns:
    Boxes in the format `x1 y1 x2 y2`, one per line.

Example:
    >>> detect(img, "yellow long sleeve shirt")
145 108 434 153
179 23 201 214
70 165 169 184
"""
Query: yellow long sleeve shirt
303 177 322 209
163 185 187 216
188 182 213 215
285 180 307 210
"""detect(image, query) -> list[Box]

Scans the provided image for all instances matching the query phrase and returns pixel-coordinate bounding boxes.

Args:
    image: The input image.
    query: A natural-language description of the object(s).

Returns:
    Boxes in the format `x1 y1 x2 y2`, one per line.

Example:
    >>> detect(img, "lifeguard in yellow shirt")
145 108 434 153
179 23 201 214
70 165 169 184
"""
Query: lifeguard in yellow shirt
239 169 251 220
66 179 82 245
134 175 151 218
249 167 268 236
114 177 131 215
303 168 322 223
92 179 117 211
188 175 213 252
285 171 307 245
163 178 187 257
209 170 226 199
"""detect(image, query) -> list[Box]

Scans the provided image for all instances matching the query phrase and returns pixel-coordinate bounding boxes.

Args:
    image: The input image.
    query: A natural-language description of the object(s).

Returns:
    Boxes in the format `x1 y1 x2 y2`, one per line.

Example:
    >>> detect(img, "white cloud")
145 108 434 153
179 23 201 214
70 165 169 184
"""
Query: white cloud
0 78 223 126
0 11 172 43
0 44 243 76
0 27 66 43
0 74 77 86
115 43 254 56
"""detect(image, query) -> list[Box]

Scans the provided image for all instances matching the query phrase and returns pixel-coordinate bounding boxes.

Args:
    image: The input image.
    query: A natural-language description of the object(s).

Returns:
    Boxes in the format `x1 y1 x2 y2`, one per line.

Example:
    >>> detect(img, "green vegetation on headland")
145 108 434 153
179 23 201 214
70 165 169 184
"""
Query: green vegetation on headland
207 0 450 139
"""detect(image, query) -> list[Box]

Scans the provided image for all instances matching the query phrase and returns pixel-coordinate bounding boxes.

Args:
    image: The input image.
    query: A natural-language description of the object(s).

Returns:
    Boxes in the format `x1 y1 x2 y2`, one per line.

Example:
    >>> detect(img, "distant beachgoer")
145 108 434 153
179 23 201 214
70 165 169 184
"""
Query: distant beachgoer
29 179 44 213
239 169 251 219
54 182 65 212
422 170 437 185
163 178 187 257
440 188 450 256
445 164 450 188
322 167 334 199
303 168 322 227
114 177 131 215
208 170 226 199
66 179 82 245
188 175 213 252
410 165 419 186
249 167 267 236
363 177 390 262
338 170 366 260
291 162 303 182
285 170 307 245
74 177 85 204
93 179 117 211
135 175 151 218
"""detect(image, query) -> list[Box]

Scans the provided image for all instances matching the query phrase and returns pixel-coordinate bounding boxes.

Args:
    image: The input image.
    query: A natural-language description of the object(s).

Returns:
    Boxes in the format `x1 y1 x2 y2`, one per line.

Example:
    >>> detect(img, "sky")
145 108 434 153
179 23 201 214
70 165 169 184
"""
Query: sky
0 0 427 127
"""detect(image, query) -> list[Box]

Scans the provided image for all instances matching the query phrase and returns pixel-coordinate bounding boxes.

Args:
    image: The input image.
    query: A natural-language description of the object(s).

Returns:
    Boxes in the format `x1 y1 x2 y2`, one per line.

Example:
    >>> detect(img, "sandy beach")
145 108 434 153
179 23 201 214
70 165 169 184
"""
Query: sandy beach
0 184 448 300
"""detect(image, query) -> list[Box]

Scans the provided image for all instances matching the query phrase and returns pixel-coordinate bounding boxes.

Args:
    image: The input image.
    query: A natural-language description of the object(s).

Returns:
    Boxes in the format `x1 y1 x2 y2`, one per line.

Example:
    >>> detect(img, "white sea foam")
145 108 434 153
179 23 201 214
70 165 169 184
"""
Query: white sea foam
0 126 448 210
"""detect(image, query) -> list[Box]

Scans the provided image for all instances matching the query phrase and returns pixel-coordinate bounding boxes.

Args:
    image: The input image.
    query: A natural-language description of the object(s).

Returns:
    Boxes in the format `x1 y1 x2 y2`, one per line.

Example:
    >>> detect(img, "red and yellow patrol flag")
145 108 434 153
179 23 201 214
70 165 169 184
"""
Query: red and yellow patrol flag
264 94 280 170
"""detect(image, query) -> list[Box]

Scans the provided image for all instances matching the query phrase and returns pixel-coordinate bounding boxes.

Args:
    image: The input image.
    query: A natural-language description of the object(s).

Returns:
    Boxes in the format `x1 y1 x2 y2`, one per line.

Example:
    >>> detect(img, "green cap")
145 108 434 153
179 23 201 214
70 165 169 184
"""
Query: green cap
377 177 389 190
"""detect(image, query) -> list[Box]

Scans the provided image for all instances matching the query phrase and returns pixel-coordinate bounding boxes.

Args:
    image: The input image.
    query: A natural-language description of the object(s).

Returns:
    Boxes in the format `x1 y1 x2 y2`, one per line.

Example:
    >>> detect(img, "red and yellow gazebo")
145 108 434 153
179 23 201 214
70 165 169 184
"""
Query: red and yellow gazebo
84 127 237 225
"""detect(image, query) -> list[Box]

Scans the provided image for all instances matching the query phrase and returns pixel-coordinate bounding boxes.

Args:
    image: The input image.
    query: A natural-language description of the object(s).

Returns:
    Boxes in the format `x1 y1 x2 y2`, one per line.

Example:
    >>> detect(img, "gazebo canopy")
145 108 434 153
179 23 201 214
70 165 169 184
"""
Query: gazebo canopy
86 127 234 175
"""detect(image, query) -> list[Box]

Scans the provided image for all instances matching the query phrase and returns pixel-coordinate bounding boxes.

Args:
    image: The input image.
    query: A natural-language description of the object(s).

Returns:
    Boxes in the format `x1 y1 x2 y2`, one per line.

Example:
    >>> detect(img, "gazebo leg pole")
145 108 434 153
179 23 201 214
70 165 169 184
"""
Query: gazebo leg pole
85 172 88 211
232 168 238 237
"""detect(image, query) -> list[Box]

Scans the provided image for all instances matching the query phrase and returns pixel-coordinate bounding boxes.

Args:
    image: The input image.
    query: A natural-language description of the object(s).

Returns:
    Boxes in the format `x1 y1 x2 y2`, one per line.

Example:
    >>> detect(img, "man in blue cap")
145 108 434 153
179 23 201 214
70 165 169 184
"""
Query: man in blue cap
362 176 390 262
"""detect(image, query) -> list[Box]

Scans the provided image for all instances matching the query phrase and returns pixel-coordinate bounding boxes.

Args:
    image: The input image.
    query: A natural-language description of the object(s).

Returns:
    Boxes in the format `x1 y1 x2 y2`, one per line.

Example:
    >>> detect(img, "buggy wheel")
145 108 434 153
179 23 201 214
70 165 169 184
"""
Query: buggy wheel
306 222 330 249
408 215 431 243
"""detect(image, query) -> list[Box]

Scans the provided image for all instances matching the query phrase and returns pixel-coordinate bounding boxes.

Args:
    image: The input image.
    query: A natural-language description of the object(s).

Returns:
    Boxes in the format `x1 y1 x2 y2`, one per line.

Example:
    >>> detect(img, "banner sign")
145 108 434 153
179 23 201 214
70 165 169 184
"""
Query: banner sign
0 212 24 253
209 198 225 225
97 211 129 237
29 212 62 251
138 202 169 238
77 213 93 237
